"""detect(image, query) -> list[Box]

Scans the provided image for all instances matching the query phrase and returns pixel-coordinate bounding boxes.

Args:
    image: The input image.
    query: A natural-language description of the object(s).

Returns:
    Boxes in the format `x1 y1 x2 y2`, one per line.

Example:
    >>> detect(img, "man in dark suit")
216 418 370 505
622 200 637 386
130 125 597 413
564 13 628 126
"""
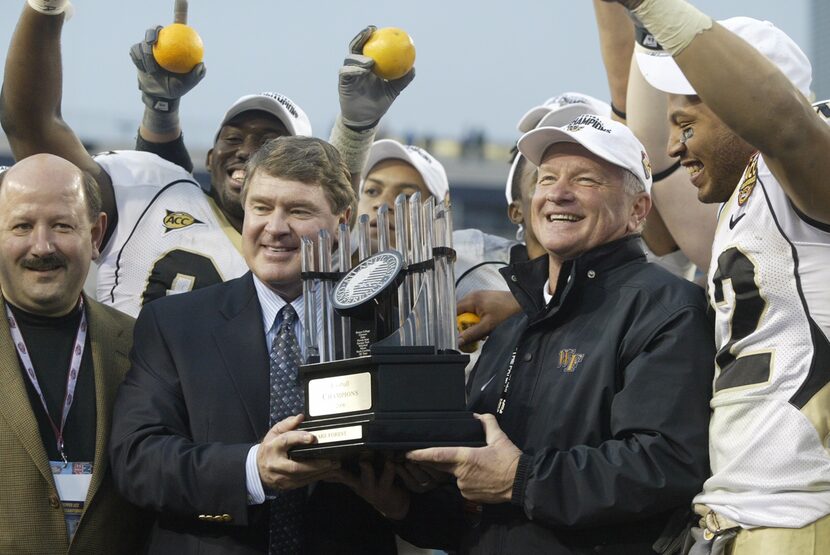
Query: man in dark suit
110 136 396 554
0 154 148 553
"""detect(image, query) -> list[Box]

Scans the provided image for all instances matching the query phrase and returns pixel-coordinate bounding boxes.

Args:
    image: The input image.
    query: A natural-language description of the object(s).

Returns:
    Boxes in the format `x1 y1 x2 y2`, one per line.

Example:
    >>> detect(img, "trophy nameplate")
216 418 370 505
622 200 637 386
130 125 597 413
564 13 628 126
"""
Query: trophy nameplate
307 372 372 417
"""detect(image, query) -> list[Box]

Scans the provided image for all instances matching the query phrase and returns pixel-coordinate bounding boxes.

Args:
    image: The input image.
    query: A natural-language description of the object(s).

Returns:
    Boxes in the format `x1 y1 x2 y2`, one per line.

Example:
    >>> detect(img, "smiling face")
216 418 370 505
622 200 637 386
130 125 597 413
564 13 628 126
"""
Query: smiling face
531 143 650 263
358 159 431 250
0 155 105 316
667 94 756 204
207 110 290 230
242 171 349 301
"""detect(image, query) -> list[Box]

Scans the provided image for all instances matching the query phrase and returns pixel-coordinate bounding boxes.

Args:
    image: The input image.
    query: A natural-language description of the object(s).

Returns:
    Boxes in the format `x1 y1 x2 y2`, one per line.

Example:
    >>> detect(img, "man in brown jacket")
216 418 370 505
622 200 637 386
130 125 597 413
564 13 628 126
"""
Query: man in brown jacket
0 154 148 553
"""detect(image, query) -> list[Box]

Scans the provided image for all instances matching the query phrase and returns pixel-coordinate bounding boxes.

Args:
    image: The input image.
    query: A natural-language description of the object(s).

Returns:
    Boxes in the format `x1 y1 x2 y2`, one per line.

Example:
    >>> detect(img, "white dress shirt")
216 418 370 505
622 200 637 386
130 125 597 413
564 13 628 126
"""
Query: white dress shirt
245 275 312 504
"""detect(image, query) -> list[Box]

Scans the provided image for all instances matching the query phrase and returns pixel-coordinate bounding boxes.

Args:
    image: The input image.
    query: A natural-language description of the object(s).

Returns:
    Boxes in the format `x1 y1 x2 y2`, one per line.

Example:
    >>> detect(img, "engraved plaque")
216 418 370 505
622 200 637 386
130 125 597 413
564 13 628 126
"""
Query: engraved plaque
307 372 373 417
310 425 364 444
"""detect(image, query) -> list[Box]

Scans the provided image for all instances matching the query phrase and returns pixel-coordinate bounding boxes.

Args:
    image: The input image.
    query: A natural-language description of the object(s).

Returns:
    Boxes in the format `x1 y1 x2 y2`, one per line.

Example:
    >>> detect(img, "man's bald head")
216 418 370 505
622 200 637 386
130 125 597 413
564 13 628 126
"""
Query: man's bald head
2 154 102 223
0 153 107 317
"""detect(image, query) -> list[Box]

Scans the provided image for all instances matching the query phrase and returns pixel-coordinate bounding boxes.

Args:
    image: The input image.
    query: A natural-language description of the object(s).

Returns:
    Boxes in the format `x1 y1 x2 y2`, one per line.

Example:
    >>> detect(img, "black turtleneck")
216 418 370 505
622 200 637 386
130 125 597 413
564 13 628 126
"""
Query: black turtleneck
9 302 96 462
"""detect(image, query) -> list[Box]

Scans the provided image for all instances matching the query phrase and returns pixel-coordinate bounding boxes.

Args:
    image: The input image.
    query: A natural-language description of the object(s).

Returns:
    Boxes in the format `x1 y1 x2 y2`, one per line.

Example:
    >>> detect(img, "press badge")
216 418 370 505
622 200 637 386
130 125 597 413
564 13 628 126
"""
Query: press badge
50 461 93 541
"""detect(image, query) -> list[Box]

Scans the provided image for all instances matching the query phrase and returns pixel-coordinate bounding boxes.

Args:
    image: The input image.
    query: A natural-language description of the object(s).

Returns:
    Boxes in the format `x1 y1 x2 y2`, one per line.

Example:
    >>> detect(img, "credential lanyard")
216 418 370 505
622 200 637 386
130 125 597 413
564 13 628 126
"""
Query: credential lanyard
495 347 518 415
6 299 87 465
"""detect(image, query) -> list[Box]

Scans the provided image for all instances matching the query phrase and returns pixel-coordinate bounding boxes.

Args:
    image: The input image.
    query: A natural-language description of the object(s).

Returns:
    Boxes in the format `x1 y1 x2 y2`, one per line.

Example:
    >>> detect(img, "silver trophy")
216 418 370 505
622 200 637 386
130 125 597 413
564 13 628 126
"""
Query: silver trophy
394 194 411 332
299 191 460 362
337 223 352 359
300 237 319 362
357 213 371 261
317 229 335 362
291 191 484 459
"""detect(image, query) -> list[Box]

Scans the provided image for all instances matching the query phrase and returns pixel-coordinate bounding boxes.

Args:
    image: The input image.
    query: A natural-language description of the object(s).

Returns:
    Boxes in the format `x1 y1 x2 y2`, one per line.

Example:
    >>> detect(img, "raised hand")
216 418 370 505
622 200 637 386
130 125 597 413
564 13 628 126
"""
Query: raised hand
130 26 206 114
338 26 416 129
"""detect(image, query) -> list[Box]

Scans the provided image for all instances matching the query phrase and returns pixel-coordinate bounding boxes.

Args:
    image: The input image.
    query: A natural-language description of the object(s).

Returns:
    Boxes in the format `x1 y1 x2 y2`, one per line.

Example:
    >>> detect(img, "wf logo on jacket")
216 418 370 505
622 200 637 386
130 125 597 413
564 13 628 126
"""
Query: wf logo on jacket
558 349 584 373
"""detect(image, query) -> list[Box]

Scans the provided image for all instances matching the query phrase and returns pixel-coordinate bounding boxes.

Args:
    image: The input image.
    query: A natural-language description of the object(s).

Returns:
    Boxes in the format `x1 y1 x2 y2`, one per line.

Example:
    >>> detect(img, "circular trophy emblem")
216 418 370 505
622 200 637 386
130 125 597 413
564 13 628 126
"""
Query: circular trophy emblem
332 251 403 311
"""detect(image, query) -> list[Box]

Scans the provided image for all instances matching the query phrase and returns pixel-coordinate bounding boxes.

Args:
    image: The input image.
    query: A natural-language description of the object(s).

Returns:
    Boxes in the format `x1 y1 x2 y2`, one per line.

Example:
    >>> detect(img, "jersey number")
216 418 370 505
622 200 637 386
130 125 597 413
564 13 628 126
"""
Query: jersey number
712 247 771 392
142 250 223 306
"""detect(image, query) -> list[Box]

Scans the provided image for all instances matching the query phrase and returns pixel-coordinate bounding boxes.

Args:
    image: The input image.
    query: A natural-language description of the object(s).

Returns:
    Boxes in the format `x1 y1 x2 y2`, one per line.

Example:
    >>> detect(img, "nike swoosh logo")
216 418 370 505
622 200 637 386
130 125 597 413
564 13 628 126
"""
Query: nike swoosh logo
729 213 746 229
480 374 497 392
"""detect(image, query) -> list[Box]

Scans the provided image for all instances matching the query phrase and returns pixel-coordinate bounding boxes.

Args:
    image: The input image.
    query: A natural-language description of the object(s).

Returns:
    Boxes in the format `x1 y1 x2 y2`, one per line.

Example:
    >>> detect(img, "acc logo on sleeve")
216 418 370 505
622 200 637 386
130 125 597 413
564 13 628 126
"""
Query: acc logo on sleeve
163 210 204 233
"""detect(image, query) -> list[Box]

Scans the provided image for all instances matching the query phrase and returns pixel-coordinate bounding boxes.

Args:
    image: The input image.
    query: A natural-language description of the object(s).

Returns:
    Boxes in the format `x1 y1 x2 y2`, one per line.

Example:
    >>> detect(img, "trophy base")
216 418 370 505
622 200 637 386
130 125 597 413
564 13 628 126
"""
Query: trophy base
290 410 484 459
288 349 485 460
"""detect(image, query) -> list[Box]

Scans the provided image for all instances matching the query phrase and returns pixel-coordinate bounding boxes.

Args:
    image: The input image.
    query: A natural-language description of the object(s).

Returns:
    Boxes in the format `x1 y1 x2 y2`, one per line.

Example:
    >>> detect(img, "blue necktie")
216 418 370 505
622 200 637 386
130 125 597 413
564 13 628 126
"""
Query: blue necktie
268 305 305 554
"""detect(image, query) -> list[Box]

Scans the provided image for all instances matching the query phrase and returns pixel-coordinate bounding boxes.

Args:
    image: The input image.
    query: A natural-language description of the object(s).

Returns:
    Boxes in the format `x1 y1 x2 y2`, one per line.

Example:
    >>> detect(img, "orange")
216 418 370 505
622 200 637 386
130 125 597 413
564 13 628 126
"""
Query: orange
456 312 481 354
152 23 204 74
362 27 415 80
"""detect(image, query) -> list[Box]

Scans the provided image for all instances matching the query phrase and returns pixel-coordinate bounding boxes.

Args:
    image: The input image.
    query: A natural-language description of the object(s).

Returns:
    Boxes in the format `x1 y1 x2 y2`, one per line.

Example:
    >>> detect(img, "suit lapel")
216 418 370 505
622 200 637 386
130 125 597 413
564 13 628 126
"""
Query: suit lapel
0 299 55 488
213 274 270 439
84 298 131 505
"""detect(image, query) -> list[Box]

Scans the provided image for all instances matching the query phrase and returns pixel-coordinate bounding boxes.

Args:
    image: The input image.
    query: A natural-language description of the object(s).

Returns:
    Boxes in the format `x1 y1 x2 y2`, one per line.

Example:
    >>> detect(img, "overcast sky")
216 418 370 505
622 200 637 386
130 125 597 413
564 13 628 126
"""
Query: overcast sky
0 1 811 148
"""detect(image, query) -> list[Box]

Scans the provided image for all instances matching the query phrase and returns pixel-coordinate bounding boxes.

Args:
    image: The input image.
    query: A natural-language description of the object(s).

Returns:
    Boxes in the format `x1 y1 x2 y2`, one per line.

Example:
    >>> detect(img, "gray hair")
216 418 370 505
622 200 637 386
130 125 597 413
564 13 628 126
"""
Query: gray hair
621 169 646 196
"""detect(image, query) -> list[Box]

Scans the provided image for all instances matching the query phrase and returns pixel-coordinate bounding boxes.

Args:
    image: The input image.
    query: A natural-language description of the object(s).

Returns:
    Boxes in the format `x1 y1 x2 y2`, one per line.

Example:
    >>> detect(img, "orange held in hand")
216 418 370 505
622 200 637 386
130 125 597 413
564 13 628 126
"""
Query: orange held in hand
457 312 481 354
152 23 204 74
362 27 416 80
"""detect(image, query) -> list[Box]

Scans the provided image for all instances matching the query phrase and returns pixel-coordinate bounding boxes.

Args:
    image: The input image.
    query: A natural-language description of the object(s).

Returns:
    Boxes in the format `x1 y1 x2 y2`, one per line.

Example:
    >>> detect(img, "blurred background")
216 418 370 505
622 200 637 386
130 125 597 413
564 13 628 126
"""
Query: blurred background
0 0 823 238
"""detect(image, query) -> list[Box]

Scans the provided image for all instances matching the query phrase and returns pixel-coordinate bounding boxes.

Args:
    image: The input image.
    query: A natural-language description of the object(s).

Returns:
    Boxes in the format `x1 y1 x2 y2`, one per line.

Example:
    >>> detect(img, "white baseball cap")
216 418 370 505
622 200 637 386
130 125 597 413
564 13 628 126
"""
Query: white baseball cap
360 139 449 201
213 92 313 142
508 93 611 205
505 154 525 205
516 92 612 134
518 114 653 194
635 17 812 97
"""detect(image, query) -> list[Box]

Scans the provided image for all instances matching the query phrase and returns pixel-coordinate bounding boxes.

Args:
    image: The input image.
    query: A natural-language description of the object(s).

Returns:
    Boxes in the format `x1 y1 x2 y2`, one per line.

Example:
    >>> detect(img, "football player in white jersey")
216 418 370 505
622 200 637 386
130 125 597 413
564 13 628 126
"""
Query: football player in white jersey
0 4 412 317
603 1 830 553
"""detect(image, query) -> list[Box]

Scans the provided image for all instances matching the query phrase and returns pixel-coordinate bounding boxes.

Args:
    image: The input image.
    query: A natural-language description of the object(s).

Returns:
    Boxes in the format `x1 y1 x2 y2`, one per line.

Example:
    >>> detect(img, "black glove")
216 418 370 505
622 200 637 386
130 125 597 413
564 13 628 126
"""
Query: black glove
338 26 415 130
130 26 206 113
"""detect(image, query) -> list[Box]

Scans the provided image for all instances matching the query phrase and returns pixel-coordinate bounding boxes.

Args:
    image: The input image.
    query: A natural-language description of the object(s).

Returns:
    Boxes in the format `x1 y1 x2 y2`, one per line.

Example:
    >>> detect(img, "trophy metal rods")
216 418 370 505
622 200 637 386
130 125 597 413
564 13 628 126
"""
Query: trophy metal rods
301 191 461 362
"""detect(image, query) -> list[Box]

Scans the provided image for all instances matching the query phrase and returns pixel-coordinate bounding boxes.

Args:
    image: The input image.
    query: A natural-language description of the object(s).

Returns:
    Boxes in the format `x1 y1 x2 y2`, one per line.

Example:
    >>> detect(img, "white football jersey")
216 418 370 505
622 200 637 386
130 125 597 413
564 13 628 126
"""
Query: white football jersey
452 228 516 300
695 152 830 528
95 151 248 318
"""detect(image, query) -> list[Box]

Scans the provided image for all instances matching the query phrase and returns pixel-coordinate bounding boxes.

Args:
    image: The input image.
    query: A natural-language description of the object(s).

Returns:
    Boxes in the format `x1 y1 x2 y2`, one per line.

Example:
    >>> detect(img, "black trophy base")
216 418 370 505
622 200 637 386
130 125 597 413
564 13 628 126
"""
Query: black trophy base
290 410 484 460
289 348 485 460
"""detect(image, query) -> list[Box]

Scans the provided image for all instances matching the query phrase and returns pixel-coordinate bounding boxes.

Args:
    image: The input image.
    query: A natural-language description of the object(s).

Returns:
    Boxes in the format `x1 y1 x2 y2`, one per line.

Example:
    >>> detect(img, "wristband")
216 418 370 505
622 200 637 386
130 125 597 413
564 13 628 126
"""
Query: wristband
631 0 712 55
610 103 627 120
142 93 180 115
27 0 70 15
142 105 180 136
635 25 662 51
328 114 377 175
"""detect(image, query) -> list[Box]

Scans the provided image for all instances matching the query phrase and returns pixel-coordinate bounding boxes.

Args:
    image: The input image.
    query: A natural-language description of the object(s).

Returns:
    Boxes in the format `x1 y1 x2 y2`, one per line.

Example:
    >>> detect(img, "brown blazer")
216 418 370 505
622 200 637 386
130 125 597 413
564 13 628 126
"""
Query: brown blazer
0 296 150 554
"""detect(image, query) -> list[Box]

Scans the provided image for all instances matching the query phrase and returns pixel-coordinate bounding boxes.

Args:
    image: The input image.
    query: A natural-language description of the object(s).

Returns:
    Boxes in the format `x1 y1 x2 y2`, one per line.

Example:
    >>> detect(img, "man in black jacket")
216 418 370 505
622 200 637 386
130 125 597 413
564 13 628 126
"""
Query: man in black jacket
344 115 714 554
